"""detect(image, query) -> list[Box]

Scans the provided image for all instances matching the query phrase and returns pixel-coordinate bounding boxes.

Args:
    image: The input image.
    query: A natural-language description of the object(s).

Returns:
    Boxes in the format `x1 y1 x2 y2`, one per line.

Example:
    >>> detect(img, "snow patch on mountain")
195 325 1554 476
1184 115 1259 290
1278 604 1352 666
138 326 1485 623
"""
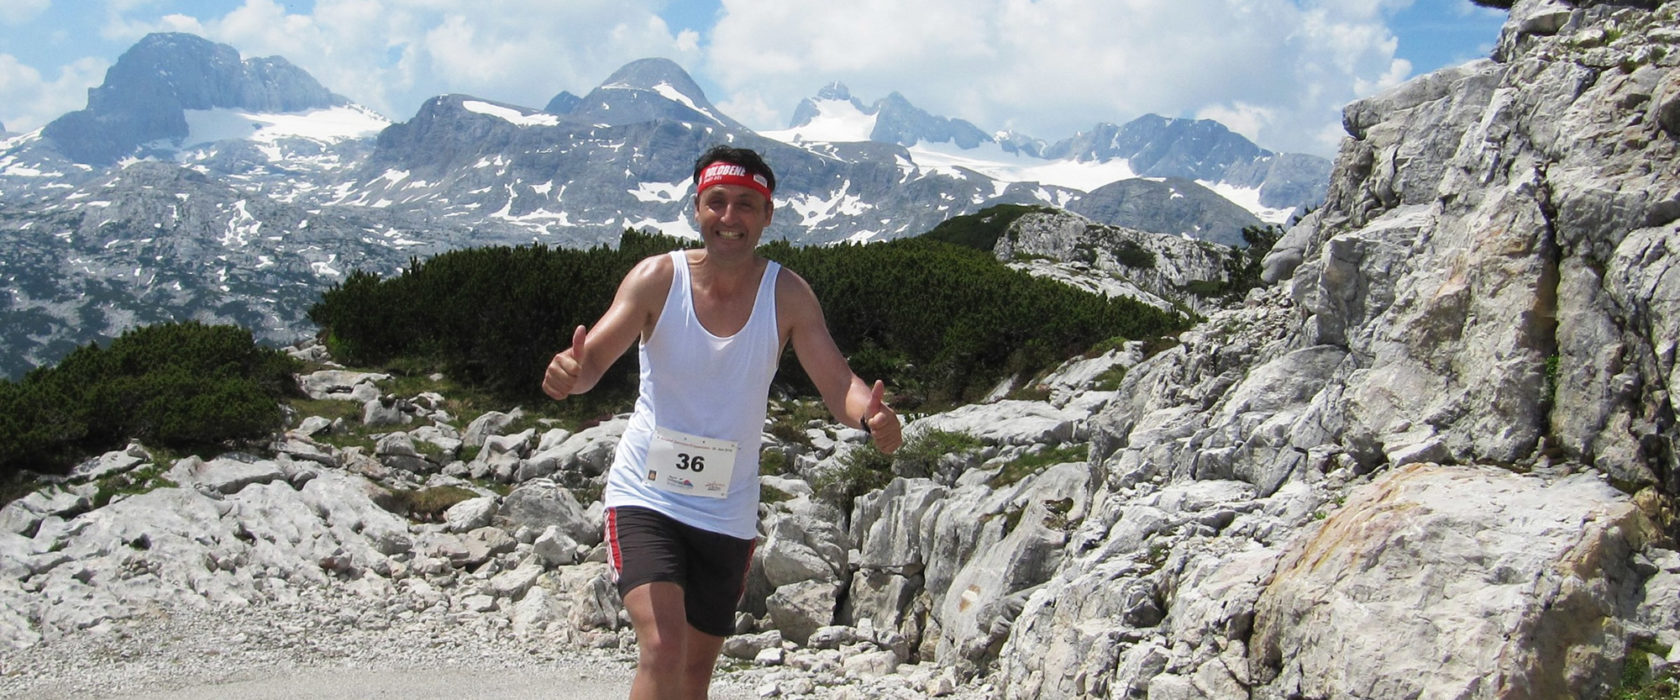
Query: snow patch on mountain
630 180 690 203
647 82 723 124
632 215 700 241
763 98 876 143
460 100 559 128
182 105 389 147
906 141 1140 192
220 200 261 247
787 186 872 228
1199 181 1295 224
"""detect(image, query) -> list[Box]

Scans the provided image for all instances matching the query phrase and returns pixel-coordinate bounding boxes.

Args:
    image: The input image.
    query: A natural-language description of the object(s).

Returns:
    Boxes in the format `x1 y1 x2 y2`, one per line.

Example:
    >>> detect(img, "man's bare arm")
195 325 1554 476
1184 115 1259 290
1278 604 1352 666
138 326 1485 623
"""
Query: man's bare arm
542 255 670 399
781 270 903 453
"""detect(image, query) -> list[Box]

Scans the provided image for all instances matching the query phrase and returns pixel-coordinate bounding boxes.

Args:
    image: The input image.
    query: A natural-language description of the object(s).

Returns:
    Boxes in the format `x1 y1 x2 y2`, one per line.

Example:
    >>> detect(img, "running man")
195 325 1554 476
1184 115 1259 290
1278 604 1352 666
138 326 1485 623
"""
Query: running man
542 145 903 699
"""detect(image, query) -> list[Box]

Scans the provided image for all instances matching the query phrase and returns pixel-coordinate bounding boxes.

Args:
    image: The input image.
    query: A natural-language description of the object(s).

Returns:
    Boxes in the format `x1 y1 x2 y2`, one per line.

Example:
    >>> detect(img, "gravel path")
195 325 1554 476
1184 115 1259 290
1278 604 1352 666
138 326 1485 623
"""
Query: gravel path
0 605 761 700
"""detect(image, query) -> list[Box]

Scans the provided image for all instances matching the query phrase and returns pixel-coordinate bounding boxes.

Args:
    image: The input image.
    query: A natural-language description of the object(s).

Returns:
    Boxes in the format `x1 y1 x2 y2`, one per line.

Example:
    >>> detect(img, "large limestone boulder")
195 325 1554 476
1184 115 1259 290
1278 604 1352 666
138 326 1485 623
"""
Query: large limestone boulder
1251 463 1657 699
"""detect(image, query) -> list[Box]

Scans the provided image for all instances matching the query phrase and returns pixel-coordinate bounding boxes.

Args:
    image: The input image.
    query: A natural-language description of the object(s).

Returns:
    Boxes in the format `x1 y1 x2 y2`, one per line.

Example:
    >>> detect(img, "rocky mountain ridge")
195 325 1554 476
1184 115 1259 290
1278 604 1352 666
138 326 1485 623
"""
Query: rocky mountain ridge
0 32 1323 381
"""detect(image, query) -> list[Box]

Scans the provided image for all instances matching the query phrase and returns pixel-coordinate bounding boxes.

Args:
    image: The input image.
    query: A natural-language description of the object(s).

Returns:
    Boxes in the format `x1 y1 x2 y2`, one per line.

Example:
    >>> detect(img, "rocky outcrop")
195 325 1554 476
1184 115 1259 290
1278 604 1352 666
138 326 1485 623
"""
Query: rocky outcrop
997 209 1230 315
1268 0 1679 490
988 0 1680 697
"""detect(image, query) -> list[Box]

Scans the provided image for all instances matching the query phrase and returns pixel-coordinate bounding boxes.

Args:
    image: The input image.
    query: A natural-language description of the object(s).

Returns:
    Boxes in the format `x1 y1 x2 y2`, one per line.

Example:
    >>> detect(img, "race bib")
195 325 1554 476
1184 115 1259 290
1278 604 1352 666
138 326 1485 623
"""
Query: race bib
644 426 739 499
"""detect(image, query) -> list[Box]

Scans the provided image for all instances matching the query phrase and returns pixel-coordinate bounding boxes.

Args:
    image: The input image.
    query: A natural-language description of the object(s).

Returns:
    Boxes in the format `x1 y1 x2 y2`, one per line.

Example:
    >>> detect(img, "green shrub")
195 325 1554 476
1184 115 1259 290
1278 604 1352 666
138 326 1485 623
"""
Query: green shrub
815 446 894 511
1612 638 1679 700
922 204 1055 251
0 322 301 479
308 217 1193 412
762 235 1189 408
892 429 983 479
309 229 689 403
1113 240 1155 269
1186 224 1282 301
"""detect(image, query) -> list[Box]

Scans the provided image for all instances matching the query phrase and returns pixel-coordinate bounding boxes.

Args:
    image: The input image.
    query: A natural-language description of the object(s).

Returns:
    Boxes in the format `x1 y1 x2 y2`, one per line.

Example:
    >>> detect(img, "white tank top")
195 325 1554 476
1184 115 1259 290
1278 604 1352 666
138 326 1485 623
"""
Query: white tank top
603 250 782 538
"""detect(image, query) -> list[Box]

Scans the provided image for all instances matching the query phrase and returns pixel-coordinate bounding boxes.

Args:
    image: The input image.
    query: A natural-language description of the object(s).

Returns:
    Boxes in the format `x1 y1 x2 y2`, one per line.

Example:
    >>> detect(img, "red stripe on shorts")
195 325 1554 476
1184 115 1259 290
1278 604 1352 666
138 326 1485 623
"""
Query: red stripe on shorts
605 508 622 583
737 539 757 601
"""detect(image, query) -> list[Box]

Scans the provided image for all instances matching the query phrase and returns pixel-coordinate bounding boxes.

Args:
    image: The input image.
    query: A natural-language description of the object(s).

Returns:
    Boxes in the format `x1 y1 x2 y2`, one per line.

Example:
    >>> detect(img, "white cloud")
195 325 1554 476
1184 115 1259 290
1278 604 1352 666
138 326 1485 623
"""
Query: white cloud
705 0 1415 156
87 0 702 122
0 54 106 132
1194 102 1274 144
1 0 1447 156
0 0 49 26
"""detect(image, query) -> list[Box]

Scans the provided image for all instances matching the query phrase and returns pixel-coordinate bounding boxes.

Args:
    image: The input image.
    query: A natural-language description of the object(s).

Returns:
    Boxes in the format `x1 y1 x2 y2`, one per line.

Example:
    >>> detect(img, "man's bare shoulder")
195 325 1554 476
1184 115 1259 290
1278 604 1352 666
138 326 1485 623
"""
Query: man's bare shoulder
622 252 677 296
774 266 824 322
774 265 818 298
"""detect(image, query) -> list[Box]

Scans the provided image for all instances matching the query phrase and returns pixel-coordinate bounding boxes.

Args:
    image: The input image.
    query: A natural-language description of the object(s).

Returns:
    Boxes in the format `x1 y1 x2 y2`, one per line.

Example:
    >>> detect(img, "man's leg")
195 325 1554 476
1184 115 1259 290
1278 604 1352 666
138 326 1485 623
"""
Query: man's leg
681 626 726 694
624 581 694 700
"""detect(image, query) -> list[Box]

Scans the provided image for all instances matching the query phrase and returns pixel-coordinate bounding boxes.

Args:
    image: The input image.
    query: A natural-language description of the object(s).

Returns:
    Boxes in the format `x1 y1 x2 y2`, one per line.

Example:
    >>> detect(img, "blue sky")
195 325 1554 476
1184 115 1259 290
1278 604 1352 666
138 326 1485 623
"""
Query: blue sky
0 0 1508 157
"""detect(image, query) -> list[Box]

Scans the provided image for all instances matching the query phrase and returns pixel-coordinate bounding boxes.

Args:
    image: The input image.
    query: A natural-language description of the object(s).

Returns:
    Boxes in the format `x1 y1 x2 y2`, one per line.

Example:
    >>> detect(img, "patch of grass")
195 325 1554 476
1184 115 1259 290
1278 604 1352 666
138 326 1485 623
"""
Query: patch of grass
1611 637 1678 700
380 485 479 522
1140 542 1171 572
1545 353 1561 407
290 397 364 425
761 482 795 505
767 399 829 448
1093 365 1127 391
893 430 984 479
571 481 603 507
1085 336 1129 358
991 443 1088 488
92 462 178 508
1005 384 1053 402
1042 497 1075 530
814 447 894 512
759 449 791 476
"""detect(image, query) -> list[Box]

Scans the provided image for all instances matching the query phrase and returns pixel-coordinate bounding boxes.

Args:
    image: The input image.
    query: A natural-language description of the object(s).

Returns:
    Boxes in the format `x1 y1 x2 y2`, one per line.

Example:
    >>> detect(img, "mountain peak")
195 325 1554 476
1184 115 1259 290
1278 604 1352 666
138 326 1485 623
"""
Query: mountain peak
42 32 344 165
568 57 738 129
816 82 852 101
599 57 703 95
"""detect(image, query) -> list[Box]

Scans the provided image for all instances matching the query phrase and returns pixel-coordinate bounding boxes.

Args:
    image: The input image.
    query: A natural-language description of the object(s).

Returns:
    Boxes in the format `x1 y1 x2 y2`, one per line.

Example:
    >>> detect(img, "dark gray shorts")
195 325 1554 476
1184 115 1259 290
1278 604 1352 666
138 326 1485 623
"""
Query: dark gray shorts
604 506 756 637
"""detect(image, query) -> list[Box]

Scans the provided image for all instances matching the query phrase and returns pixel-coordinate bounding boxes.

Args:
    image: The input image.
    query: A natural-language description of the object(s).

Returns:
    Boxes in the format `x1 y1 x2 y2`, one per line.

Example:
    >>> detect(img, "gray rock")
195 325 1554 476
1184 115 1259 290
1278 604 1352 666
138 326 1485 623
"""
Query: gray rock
766 579 841 646
722 629 783 661
906 400 1084 447
1252 464 1650 700
443 496 497 533
532 526 580 567
68 443 150 482
498 481 598 546
361 396 409 427
165 455 287 495
464 408 524 448
487 561 544 599
758 511 846 588
297 370 388 401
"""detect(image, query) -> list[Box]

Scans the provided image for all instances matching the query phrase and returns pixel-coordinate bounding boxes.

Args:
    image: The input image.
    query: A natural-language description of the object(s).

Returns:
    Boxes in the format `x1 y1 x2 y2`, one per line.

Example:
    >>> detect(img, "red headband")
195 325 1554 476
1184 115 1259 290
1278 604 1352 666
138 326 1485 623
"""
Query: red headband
696 161 773 201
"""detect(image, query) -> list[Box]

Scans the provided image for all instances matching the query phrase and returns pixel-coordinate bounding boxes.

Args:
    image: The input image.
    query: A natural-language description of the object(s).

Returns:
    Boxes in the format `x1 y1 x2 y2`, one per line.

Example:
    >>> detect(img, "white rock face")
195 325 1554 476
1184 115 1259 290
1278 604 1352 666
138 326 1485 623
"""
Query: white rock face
1252 464 1648 699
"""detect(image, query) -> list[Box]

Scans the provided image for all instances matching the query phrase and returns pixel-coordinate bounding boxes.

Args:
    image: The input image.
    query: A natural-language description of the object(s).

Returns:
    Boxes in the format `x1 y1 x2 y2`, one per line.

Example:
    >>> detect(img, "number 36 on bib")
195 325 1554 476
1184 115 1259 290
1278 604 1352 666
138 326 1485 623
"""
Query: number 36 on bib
644 426 738 499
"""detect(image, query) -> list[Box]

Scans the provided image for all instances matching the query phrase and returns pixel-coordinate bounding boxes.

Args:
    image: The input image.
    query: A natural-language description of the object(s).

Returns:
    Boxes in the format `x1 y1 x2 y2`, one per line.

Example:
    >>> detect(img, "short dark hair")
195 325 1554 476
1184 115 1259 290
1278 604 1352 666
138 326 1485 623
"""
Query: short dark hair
692 145 776 194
